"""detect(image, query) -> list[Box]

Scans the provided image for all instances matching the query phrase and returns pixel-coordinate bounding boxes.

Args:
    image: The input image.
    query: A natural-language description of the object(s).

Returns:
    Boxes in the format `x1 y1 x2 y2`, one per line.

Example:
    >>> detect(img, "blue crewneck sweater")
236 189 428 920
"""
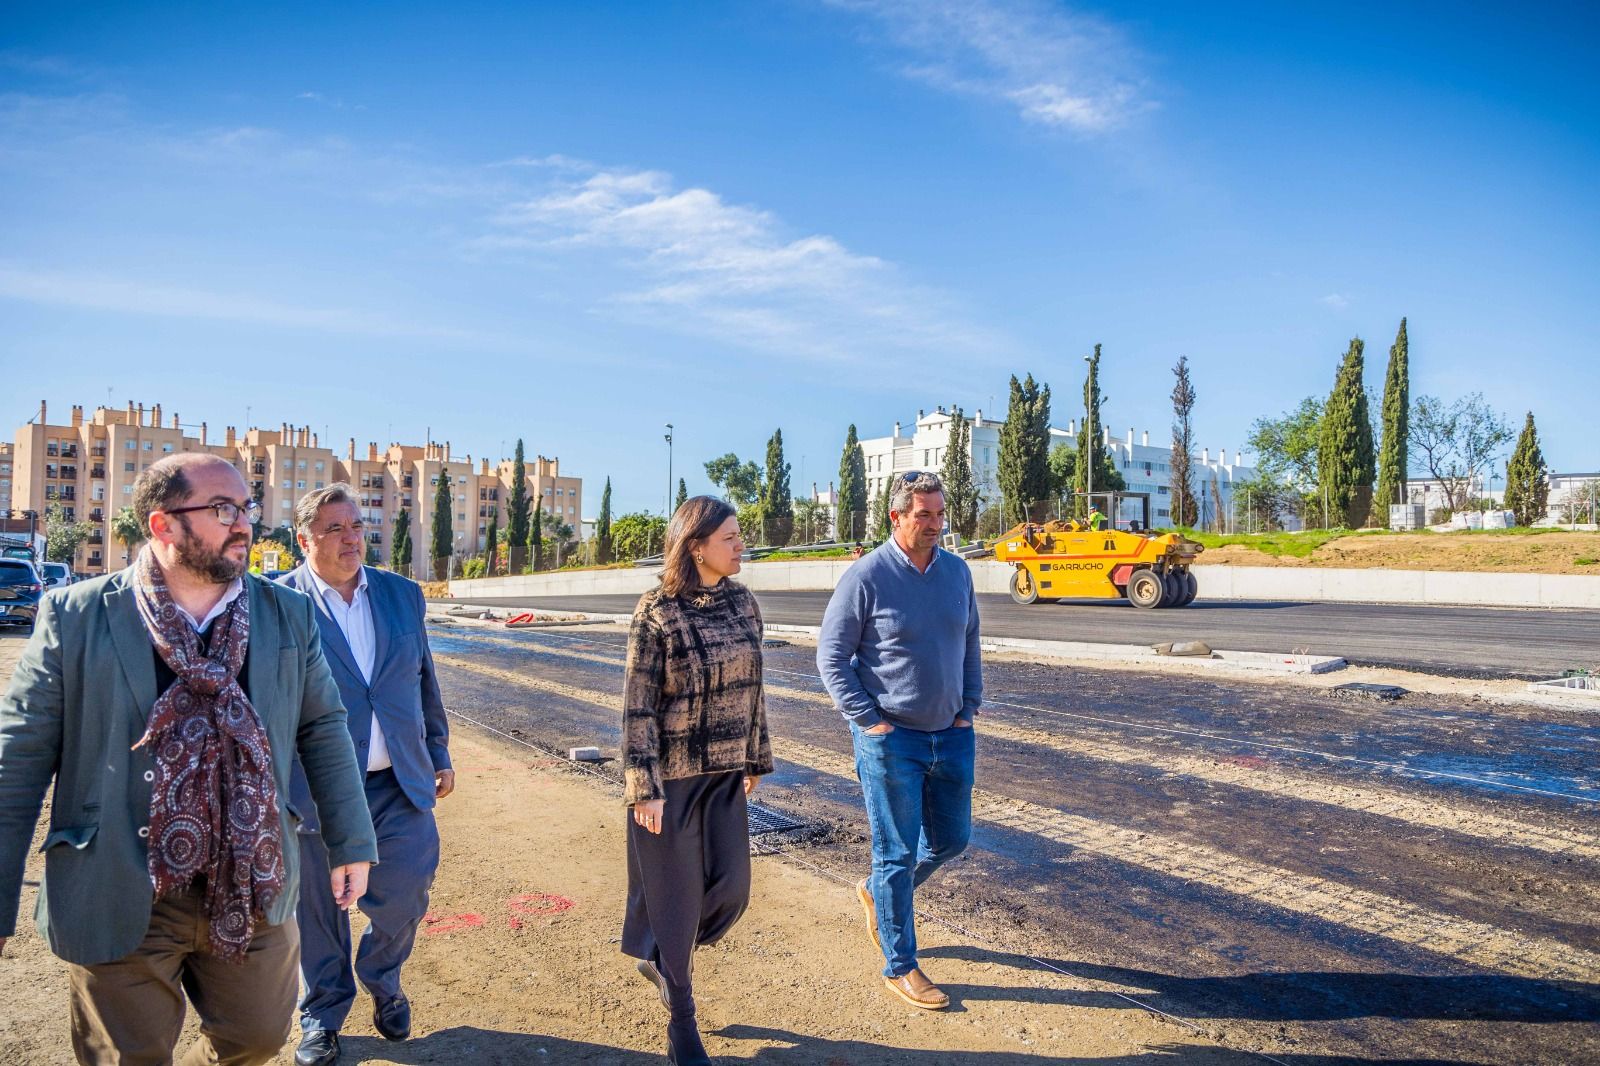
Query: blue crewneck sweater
816 541 983 731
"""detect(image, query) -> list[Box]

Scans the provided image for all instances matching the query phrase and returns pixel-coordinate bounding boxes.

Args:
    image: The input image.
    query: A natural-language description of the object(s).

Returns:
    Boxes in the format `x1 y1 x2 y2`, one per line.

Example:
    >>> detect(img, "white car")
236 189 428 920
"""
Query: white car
38 561 73 591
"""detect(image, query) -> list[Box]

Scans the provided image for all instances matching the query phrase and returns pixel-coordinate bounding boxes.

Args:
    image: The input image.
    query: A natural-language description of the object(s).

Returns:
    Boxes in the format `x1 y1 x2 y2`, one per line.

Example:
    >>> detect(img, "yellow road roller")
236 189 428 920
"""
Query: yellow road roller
989 519 1204 608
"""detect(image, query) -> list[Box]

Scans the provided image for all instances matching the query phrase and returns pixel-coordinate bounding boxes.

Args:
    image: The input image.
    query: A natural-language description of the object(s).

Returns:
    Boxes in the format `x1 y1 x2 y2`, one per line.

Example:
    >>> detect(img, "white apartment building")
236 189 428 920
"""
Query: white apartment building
849 405 1254 531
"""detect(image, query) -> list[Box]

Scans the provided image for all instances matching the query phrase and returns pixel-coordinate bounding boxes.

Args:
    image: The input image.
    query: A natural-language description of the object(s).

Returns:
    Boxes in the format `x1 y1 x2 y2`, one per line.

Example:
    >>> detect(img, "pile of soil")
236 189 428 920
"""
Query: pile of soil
1195 530 1600 574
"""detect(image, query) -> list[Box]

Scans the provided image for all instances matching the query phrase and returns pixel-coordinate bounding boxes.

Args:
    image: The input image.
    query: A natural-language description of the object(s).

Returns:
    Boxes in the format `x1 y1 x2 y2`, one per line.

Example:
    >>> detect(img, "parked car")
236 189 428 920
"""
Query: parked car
39 561 73 591
0 559 44 631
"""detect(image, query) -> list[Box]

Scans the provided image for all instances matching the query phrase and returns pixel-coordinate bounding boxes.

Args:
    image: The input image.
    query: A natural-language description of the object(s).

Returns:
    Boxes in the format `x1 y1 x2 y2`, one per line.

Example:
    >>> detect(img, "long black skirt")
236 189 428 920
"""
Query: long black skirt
622 771 751 1012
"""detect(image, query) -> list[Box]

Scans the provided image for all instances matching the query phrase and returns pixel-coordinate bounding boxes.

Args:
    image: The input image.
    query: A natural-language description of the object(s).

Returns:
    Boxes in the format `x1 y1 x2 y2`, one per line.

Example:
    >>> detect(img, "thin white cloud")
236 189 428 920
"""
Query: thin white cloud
480 163 1005 367
827 0 1150 132
0 265 480 341
1320 293 1351 311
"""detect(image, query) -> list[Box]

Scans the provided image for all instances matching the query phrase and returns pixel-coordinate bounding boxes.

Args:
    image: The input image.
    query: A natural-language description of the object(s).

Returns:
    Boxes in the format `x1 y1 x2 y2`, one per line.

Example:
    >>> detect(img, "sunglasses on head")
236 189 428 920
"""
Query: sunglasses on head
898 470 926 486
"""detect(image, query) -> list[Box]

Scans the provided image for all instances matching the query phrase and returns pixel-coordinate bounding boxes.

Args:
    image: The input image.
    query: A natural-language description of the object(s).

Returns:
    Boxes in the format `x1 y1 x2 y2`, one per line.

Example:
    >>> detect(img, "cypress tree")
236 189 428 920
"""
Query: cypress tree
530 502 543 571
430 468 453 579
1375 318 1410 521
391 508 412 574
998 374 1051 525
675 477 688 511
940 408 978 539
1317 337 1376 528
1170 355 1198 527
597 477 614 564
870 477 892 539
763 429 793 546
507 439 529 572
837 424 868 542
484 512 499 574
1504 412 1548 527
1075 344 1125 518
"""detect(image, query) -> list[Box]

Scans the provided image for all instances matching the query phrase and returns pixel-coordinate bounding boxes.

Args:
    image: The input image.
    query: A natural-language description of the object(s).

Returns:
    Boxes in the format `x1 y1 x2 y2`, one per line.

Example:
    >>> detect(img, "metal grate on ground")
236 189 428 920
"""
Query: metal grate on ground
746 802 828 854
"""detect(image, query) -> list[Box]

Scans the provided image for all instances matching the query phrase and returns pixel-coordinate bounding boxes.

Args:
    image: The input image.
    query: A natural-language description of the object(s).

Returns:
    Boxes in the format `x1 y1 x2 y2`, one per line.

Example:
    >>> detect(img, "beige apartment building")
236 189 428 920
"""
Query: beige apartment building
9 400 582 582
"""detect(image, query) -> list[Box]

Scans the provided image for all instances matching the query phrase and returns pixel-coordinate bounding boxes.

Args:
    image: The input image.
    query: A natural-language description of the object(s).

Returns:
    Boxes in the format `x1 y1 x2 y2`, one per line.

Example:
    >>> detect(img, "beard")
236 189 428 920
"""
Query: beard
175 521 249 583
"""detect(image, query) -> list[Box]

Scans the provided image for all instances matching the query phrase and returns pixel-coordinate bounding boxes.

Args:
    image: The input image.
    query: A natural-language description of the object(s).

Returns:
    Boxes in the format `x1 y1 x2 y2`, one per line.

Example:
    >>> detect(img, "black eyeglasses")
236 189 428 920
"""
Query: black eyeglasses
163 499 263 527
898 470 926 485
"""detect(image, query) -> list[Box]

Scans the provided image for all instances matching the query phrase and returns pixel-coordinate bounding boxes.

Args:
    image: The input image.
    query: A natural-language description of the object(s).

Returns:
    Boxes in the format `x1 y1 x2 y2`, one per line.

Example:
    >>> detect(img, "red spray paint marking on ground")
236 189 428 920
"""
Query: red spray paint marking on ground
421 912 485 936
507 893 577 929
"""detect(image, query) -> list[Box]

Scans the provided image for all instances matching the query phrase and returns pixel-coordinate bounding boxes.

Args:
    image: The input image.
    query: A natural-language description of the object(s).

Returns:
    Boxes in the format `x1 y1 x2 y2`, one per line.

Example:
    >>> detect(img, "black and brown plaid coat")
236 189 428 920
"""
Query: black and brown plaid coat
622 580 774 805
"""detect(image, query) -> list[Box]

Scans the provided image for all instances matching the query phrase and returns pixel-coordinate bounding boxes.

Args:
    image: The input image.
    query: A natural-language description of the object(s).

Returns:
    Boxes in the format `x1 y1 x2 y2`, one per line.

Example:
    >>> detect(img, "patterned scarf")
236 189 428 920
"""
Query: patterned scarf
131 547 285 961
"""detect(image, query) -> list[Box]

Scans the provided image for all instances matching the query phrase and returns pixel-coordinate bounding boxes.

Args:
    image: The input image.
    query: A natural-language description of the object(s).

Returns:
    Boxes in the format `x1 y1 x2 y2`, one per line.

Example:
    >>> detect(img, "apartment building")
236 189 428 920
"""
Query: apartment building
10 400 582 581
852 405 1254 531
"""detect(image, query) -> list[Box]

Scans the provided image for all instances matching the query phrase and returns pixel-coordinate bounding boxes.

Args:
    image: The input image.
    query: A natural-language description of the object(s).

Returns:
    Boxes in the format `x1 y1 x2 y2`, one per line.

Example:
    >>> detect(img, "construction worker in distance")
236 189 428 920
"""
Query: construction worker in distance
1086 504 1107 531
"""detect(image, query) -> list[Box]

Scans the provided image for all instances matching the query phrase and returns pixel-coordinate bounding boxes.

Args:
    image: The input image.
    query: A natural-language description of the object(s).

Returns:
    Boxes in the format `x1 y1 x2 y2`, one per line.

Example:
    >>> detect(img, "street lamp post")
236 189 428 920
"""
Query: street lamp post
664 424 674 516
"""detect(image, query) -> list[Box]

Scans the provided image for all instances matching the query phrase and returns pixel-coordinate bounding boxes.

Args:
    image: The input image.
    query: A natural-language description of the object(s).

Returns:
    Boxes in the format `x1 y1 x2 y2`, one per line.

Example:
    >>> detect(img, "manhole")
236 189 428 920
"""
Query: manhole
746 802 827 854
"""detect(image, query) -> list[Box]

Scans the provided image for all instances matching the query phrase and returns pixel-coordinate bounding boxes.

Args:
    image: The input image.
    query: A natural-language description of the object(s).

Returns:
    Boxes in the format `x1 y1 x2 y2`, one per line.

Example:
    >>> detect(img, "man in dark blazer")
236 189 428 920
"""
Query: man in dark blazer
281 484 452 1066
0 454 377 1065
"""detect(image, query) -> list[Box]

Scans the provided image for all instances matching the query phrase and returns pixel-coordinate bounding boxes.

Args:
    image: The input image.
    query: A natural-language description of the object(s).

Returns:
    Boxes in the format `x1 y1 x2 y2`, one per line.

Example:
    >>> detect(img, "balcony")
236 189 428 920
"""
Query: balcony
89 509 104 523
61 466 77 481
88 531 103 545
91 444 107 458
61 445 78 459
91 466 105 479
251 462 267 476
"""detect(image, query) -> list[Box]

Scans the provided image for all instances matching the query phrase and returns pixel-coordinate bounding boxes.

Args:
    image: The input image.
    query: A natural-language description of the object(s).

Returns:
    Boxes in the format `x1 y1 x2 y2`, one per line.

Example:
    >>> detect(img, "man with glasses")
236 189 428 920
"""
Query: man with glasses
0 453 377 1065
817 470 982 1010
280 484 451 1066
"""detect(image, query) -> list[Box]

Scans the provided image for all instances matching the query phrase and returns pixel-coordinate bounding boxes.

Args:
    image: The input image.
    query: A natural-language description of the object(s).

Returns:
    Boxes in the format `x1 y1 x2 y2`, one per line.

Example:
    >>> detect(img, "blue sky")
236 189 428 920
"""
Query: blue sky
3 1 1596 515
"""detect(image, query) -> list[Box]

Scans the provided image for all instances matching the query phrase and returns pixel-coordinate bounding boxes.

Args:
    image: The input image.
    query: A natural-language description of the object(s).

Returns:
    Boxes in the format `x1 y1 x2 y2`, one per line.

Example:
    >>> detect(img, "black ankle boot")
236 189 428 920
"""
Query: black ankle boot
666 1018 711 1065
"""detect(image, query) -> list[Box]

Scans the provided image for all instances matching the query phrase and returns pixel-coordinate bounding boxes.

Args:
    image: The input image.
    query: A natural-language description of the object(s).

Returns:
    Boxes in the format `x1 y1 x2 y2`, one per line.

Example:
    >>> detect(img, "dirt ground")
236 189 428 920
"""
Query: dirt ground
0 632 1244 1065
1193 529 1600 574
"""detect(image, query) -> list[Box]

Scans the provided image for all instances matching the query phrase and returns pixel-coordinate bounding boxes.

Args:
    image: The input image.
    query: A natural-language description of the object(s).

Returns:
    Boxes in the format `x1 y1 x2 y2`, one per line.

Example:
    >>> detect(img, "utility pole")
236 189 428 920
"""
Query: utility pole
1083 352 1095 511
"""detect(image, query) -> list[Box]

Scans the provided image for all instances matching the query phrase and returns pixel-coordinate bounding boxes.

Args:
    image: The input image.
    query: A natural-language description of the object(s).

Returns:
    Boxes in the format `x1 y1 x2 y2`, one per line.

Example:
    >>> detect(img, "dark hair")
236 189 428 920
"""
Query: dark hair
661 495 737 598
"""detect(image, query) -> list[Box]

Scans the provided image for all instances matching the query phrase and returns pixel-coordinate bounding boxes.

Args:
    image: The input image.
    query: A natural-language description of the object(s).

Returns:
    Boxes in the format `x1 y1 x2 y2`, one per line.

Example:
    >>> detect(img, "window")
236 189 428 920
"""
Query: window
297 480 306 489
298 460 307 470
283 461 292 471
315 461 325 471
123 461 135 473
544 487 552 496
123 485 132 495
126 440 136 450
315 481 324 489
162 442 174 453
456 476 466 485
142 441 153 451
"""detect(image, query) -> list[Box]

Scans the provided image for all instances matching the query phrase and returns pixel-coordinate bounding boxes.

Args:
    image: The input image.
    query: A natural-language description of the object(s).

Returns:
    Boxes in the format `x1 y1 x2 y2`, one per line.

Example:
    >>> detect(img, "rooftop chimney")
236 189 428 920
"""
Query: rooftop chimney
138 403 146 426
225 426 236 447
893 421 901 438
200 422 208 446
1068 419 1076 435
70 404 83 428
1127 427 1134 448
974 408 983 426
1142 430 1149 446
1220 448 1228 465
152 404 162 427
127 400 135 422
39 400 47 425
368 442 378 462
172 412 180 430
1202 448 1210 463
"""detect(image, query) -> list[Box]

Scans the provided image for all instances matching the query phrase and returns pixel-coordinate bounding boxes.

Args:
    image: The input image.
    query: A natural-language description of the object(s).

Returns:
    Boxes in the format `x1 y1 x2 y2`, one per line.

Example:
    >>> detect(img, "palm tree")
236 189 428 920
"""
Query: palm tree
111 505 145 565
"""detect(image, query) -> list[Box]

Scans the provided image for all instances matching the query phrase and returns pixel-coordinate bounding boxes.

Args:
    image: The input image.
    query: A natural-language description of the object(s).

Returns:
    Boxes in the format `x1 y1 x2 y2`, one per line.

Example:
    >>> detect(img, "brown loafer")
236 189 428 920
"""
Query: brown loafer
855 879 882 951
883 967 949 1010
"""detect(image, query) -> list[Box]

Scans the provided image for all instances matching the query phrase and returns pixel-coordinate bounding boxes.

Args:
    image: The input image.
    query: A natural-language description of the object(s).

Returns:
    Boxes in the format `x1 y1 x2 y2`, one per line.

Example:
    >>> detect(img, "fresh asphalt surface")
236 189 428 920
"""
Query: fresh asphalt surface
447 590 1600 678
426 620 1600 1065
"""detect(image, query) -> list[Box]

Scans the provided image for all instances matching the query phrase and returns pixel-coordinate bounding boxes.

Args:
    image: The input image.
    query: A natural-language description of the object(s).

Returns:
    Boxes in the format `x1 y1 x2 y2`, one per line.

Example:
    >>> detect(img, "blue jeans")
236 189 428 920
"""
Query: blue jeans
851 721 975 978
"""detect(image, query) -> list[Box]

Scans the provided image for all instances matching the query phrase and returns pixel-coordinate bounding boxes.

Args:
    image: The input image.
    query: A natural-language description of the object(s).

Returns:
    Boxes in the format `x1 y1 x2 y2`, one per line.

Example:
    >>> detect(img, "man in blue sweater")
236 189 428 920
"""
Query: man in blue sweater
817 470 982 1010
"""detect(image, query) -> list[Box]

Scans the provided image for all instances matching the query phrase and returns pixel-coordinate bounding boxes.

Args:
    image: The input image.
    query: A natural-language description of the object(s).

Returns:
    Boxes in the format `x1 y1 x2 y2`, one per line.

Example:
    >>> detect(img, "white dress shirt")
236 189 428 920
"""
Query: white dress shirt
174 578 244 634
306 564 388 772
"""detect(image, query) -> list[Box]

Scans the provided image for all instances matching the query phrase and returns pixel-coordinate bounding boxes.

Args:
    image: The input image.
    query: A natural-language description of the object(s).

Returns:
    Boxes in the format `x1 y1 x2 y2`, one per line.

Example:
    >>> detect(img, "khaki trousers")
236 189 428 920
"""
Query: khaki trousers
67 887 298 1066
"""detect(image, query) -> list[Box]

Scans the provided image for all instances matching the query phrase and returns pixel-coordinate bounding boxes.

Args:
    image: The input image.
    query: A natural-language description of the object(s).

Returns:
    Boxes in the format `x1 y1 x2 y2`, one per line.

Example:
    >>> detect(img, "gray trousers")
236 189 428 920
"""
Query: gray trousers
622 771 751 1021
296 768 439 1034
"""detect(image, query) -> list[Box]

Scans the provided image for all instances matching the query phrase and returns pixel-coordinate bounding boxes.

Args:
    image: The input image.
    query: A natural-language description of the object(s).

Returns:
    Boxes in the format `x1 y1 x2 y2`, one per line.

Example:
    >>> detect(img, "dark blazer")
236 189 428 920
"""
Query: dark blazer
281 564 449 828
0 570 378 966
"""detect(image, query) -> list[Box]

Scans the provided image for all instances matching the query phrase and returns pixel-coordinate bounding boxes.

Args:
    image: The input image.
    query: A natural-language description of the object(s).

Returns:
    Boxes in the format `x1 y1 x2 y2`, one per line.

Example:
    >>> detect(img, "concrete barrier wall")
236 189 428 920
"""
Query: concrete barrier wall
451 558 1600 610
